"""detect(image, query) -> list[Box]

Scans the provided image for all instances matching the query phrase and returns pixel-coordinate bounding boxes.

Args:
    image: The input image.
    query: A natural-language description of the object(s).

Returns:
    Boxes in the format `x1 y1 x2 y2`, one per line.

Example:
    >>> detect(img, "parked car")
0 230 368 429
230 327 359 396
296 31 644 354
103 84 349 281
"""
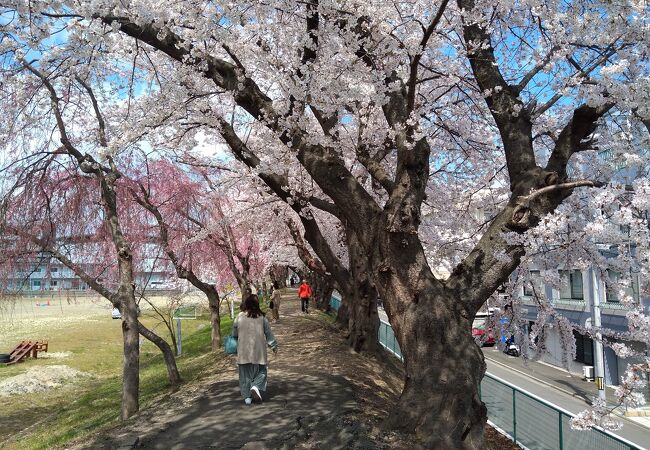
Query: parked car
472 316 495 346
111 306 140 319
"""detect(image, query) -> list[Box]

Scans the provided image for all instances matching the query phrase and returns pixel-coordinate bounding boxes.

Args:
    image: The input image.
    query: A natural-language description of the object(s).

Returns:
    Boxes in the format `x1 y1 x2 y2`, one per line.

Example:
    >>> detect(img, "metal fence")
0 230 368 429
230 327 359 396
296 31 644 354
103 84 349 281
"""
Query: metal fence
482 373 641 450
329 291 342 312
373 315 642 450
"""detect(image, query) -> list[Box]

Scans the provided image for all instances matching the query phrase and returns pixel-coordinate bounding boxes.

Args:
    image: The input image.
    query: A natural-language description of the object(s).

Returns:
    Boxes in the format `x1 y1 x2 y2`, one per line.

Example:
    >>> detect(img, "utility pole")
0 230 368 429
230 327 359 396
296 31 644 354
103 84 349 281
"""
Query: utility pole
590 268 606 401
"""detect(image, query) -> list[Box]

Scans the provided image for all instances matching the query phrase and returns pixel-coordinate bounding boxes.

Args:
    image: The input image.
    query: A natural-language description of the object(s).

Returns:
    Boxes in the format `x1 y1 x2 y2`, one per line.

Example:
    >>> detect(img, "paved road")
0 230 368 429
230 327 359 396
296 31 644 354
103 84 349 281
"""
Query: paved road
484 354 649 449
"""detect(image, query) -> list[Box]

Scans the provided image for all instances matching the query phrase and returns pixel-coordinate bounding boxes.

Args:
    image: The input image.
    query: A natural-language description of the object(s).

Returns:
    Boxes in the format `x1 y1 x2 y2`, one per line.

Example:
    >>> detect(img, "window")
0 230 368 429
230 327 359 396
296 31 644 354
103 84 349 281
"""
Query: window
523 270 540 297
51 267 58 273
32 280 41 289
607 271 640 303
607 271 620 302
51 280 58 287
560 270 583 300
573 330 594 365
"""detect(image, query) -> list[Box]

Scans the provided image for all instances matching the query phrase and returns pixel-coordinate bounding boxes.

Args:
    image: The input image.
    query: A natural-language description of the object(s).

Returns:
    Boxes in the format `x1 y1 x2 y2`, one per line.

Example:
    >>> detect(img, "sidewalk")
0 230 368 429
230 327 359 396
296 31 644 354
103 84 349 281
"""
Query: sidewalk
483 346 650 429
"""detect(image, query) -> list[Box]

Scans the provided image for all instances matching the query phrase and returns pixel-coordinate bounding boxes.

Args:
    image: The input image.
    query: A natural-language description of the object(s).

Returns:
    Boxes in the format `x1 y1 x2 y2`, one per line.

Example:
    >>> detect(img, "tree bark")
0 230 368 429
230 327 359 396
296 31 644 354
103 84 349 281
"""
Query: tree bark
311 272 334 311
206 289 222 350
345 232 380 353
119 288 140 420
383 303 486 449
374 231 487 448
138 321 181 385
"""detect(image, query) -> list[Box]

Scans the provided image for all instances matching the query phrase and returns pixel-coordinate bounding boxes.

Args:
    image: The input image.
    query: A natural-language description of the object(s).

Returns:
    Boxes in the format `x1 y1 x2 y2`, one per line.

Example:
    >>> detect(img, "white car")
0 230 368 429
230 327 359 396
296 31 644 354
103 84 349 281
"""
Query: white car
111 306 140 319
111 307 121 319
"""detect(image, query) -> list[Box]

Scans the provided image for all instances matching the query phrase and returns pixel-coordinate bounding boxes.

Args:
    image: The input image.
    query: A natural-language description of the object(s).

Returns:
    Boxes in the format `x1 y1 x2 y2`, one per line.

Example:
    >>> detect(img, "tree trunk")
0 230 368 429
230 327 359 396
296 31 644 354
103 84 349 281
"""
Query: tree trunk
347 281 379 353
374 230 487 448
270 264 288 288
207 289 222 351
383 299 486 449
138 321 181 386
99 172 141 421
346 231 380 353
312 272 334 311
119 290 140 420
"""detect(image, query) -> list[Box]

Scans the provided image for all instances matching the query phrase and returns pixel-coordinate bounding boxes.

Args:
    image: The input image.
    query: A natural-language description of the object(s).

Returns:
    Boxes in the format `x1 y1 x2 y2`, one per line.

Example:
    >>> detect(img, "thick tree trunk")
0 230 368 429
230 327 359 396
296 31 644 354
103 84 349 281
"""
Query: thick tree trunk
269 264 288 288
311 273 334 311
206 290 222 351
374 229 487 448
346 231 380 353
383 301 486 449
347 281 379 353
138 321 181 386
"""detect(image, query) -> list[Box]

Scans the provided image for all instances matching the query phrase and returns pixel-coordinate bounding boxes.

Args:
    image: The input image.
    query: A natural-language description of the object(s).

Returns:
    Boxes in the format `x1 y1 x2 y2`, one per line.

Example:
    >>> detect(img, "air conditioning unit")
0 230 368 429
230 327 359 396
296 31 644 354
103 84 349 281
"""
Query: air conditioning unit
583 366 595 381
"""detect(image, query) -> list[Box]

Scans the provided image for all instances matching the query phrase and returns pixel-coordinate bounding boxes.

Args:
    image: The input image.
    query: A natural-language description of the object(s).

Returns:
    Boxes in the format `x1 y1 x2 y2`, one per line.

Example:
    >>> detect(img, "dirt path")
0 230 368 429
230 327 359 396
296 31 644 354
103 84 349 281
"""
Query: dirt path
73 289 516 450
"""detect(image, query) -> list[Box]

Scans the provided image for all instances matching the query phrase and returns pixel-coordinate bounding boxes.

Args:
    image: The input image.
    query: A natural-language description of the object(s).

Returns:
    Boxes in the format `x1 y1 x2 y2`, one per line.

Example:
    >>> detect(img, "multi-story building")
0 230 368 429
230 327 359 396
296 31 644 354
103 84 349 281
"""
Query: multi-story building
519 266 648 388
3 252 175 293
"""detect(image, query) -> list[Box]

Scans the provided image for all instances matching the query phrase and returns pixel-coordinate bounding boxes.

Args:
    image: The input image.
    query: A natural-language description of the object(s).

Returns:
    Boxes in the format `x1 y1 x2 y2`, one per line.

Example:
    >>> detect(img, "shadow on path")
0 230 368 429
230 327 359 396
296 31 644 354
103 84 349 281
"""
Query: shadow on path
84 290 362 450
137 372 356 449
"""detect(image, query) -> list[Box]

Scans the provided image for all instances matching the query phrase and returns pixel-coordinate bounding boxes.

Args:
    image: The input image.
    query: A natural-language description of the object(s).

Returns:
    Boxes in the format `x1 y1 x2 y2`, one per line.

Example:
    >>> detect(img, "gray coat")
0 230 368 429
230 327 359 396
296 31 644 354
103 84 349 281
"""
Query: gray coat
232 312 277 365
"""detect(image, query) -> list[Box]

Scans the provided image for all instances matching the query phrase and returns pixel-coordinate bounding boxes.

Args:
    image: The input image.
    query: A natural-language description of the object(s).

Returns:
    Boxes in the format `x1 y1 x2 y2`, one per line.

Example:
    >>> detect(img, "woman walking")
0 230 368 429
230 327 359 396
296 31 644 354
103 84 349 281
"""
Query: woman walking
270 282 281 322
233 294 278 405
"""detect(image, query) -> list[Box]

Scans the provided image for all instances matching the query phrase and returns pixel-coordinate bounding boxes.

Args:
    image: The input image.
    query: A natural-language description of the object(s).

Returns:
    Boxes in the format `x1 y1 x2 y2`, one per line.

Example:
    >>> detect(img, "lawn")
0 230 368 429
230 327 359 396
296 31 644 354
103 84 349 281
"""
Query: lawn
0 307 233 450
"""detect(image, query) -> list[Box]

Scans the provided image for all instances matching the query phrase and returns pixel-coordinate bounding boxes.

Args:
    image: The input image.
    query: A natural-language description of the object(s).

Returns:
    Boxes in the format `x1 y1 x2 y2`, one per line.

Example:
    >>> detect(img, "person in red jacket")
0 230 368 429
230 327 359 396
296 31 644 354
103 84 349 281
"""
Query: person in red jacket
298 279 312 314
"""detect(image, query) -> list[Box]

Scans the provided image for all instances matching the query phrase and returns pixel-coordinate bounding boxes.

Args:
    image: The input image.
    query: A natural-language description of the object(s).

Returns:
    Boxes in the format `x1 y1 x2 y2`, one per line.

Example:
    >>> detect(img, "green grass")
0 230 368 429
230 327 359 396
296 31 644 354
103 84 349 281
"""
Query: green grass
0 313 233 450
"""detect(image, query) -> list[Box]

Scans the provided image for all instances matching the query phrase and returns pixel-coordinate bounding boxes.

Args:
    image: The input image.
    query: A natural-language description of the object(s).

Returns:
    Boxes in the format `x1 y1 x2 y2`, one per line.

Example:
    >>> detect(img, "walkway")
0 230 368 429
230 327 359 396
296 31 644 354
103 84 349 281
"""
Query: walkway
77 289 405 450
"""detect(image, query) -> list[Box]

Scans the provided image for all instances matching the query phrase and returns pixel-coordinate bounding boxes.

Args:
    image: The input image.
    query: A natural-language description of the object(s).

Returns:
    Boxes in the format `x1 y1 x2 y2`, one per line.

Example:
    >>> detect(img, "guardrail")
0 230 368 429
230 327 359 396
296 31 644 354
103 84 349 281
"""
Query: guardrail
329 293 641 450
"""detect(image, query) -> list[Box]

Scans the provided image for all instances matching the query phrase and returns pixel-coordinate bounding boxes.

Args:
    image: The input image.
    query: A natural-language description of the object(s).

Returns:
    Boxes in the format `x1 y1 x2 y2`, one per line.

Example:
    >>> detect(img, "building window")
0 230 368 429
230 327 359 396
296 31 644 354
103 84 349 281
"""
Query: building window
560 270 583 300
523 270 540 297
607 271 620 302
607 271 640 303
573 330 594 365
51 280 58 287
51 267 58 273
32 280 41 289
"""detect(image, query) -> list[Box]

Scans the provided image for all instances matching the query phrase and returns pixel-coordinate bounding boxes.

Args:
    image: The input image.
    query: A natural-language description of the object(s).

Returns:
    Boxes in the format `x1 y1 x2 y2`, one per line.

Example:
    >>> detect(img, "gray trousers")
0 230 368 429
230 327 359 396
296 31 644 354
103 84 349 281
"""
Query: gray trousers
238 363 268 399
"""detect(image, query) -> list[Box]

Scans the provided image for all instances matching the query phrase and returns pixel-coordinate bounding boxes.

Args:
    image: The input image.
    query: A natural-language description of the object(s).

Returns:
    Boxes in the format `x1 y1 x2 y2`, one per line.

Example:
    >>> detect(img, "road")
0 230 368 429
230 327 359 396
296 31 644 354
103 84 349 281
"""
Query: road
485 355 649 449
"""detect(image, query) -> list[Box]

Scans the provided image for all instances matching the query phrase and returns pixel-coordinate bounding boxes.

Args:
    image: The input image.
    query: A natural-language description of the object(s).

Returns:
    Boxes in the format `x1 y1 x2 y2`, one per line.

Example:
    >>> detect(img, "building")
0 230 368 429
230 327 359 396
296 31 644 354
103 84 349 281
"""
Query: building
519 266 648 389
2 252 175 293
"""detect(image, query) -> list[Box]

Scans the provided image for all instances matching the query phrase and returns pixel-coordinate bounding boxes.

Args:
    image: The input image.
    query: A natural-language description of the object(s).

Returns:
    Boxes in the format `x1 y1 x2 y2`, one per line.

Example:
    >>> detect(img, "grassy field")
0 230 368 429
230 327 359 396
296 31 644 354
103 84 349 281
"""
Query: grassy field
0 298 234 450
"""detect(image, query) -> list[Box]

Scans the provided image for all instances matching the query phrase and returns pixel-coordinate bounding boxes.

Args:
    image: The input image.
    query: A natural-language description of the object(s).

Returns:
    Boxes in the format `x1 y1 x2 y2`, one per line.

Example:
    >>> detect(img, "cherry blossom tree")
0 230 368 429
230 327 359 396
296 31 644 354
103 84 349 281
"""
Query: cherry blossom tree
0 56 182 420
129 158 229 350
1 0 648 447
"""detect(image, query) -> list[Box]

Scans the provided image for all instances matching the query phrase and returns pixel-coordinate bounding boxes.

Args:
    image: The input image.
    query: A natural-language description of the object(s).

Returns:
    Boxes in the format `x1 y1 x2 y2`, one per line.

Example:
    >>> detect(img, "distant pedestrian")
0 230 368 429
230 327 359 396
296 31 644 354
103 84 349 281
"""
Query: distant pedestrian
233 294 278 405
298 279 312 314
270 282 281 322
